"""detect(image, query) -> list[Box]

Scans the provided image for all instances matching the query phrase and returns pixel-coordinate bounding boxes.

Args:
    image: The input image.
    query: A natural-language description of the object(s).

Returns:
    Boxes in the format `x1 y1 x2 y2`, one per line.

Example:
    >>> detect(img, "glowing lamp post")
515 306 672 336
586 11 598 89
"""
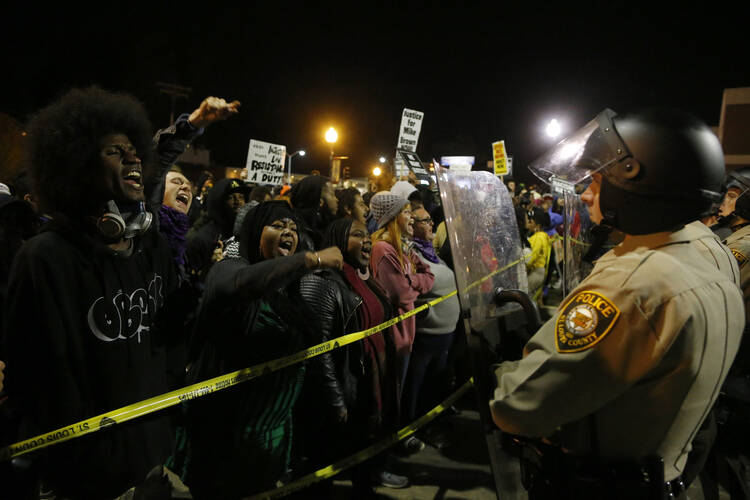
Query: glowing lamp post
325 127 338 145
287 149 305 181
325 127 338 177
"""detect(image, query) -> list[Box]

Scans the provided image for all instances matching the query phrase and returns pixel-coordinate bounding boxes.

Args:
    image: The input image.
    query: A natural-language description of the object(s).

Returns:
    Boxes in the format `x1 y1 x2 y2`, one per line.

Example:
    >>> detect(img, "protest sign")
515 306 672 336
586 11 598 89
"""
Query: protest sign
397 108 424 152
395 108 424 177
492 141 508 176
246 139 286 185
397 150 431 183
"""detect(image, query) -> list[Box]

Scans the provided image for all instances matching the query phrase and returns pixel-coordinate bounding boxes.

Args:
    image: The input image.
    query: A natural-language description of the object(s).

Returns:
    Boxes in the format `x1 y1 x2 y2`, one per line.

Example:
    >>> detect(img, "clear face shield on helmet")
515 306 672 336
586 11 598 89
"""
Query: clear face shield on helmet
528 109 628 296
528 109 630 192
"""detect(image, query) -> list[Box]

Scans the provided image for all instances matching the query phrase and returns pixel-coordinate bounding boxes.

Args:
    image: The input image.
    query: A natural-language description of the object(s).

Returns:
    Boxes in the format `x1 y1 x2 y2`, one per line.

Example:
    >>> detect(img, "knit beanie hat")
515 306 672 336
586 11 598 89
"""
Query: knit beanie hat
370 191 409 230
390 180 417 200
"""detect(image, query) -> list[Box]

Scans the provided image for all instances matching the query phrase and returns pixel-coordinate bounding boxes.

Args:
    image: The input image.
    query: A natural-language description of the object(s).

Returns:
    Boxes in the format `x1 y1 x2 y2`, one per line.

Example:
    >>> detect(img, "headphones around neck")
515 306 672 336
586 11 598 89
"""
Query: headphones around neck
96 200 152 242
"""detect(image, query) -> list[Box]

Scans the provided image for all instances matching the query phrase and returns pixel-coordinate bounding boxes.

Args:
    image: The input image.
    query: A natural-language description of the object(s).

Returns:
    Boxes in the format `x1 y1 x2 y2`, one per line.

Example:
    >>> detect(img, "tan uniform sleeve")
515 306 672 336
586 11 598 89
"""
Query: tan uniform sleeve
724 231 750 323
489 272 688 437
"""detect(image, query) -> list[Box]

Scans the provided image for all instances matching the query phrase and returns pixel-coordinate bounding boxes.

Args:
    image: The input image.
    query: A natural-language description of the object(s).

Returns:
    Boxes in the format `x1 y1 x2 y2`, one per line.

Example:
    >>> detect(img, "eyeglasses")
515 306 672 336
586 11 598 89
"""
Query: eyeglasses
414 217 433 225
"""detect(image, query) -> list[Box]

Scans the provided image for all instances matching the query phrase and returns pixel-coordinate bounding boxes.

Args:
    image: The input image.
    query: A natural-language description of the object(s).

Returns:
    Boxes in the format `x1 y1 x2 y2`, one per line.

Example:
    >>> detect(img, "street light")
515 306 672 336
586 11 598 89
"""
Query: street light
325 127 338 178
325 127 338 144
379 156 386 164
546 119 562 139
287 149 305 181
373 166 382 177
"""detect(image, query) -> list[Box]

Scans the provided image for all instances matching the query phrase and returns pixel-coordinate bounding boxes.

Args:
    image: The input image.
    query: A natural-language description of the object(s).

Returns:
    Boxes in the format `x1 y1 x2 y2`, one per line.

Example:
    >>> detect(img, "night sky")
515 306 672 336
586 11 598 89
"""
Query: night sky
2 4 748 186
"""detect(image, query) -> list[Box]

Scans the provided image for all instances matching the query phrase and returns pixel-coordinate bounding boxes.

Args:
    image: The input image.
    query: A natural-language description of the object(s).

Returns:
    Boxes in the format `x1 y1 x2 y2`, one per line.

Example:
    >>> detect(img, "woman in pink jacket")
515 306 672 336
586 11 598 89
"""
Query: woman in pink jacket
368 192 435 405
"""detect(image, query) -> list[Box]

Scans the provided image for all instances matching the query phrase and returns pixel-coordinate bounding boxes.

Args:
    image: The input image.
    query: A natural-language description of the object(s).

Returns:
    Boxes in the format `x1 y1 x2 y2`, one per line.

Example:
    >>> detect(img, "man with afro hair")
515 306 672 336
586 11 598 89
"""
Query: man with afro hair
2 86 238 498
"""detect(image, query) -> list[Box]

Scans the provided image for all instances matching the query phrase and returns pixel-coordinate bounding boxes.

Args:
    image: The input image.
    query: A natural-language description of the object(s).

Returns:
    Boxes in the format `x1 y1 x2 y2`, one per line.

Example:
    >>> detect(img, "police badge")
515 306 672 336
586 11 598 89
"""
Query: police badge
555 291 620 353
731 248 748 268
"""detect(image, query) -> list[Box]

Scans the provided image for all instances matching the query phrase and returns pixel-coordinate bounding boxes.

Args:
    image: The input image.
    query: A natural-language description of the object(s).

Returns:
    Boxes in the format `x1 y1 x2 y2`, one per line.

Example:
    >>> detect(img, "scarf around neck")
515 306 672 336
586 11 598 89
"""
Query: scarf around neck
158 204 190 267
412 236 439 263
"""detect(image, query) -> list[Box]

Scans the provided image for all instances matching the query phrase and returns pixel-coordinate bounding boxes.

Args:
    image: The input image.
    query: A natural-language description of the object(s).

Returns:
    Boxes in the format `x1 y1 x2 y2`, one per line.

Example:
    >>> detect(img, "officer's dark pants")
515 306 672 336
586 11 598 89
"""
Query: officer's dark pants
699 394 750 499
683 410 717 487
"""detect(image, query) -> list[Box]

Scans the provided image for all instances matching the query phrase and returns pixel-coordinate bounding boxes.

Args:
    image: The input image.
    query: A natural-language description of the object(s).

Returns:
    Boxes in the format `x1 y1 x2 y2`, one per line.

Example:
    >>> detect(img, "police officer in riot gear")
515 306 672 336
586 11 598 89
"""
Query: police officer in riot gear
706 167 750 498
705 167 750 239
489 108 745 499
719 168 750 238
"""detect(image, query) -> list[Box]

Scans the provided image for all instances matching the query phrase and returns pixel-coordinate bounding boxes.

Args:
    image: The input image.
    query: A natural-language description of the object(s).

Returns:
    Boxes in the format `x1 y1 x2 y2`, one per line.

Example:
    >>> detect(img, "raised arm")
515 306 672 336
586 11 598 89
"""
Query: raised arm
148 97 241 206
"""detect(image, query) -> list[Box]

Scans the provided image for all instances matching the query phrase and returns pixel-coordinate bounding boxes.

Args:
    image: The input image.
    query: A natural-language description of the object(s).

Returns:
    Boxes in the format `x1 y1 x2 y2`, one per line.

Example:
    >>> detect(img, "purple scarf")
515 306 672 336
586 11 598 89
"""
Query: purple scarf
158 204 190 267
412 237 439 263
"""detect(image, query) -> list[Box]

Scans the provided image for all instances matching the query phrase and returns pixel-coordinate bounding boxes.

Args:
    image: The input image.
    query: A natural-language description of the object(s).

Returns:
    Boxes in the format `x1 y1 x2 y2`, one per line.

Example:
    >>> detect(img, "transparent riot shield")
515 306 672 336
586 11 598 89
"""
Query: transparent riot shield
558 190 625 297
561 191 594 296
436 166 527 500
436 166 527 329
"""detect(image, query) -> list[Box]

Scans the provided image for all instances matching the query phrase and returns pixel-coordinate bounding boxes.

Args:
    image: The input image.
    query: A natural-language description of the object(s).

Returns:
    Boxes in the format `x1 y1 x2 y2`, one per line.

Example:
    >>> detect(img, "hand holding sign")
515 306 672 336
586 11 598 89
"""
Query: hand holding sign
188 97 241 129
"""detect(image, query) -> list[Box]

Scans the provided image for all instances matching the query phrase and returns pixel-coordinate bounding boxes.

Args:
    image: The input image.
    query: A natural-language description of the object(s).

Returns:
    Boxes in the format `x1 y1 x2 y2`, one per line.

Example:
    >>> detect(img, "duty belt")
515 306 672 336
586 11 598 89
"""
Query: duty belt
509 436 684 500
665 476 686 499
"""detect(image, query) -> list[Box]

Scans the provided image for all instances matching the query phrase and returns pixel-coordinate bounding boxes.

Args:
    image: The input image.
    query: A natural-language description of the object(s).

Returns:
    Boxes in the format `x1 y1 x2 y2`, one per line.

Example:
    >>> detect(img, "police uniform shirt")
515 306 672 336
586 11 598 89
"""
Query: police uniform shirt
684 220 740 286
723 223 750 321
490 226 744 481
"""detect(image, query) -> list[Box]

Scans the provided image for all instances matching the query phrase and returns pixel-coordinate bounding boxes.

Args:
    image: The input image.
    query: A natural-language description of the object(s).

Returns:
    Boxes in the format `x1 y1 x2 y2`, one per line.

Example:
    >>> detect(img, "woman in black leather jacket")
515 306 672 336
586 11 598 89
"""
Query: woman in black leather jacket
296 218 405 493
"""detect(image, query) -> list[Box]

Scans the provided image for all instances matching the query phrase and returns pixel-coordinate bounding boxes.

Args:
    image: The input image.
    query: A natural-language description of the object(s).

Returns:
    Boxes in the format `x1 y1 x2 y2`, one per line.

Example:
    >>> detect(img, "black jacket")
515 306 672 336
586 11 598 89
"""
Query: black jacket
185 178 247 279
299 270 363 410
298 269 394 413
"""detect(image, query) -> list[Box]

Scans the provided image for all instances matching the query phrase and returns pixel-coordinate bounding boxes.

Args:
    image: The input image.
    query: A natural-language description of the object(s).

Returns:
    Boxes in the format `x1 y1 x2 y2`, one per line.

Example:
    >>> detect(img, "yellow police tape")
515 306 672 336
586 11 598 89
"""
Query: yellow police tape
551 234 617 250
246 377 475 500
0 258 522 462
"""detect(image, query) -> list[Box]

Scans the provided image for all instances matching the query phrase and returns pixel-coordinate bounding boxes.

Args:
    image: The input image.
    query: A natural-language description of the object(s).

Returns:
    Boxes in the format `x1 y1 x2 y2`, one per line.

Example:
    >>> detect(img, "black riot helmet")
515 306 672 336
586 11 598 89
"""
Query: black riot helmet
726 167 750 221
529 108 725 235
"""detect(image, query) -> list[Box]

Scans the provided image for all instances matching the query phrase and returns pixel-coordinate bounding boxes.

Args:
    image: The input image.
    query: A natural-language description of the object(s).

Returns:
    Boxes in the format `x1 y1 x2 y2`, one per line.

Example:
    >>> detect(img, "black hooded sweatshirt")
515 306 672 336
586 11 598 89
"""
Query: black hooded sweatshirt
185 178 248 279
289 175 334 251
2 218 179 499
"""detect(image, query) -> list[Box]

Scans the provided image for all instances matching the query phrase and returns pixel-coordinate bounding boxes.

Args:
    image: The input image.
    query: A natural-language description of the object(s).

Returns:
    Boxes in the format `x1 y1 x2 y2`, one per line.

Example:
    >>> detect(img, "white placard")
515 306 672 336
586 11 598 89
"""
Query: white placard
440 156 474 173
397 108 424 152
245 139 286 185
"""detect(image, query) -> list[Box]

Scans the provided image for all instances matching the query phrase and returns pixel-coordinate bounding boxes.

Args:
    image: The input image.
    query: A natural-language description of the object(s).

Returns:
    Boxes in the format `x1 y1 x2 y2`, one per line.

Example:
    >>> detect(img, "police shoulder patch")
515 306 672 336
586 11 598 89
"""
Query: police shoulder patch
731 248 748 267
555 290 620 353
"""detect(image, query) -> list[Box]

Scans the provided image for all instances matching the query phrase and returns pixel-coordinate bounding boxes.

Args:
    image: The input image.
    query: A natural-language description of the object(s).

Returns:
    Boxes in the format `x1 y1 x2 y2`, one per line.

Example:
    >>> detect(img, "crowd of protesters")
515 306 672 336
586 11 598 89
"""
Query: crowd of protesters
504 181 567 304
3 86 750 500
0 87 467 500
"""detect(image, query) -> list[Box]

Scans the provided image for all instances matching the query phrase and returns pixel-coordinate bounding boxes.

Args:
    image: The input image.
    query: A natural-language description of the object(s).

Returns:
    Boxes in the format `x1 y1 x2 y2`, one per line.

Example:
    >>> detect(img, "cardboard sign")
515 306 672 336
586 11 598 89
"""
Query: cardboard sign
492 141 508 176
245 139 286 185
397 150 431 183
397 108 424 152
